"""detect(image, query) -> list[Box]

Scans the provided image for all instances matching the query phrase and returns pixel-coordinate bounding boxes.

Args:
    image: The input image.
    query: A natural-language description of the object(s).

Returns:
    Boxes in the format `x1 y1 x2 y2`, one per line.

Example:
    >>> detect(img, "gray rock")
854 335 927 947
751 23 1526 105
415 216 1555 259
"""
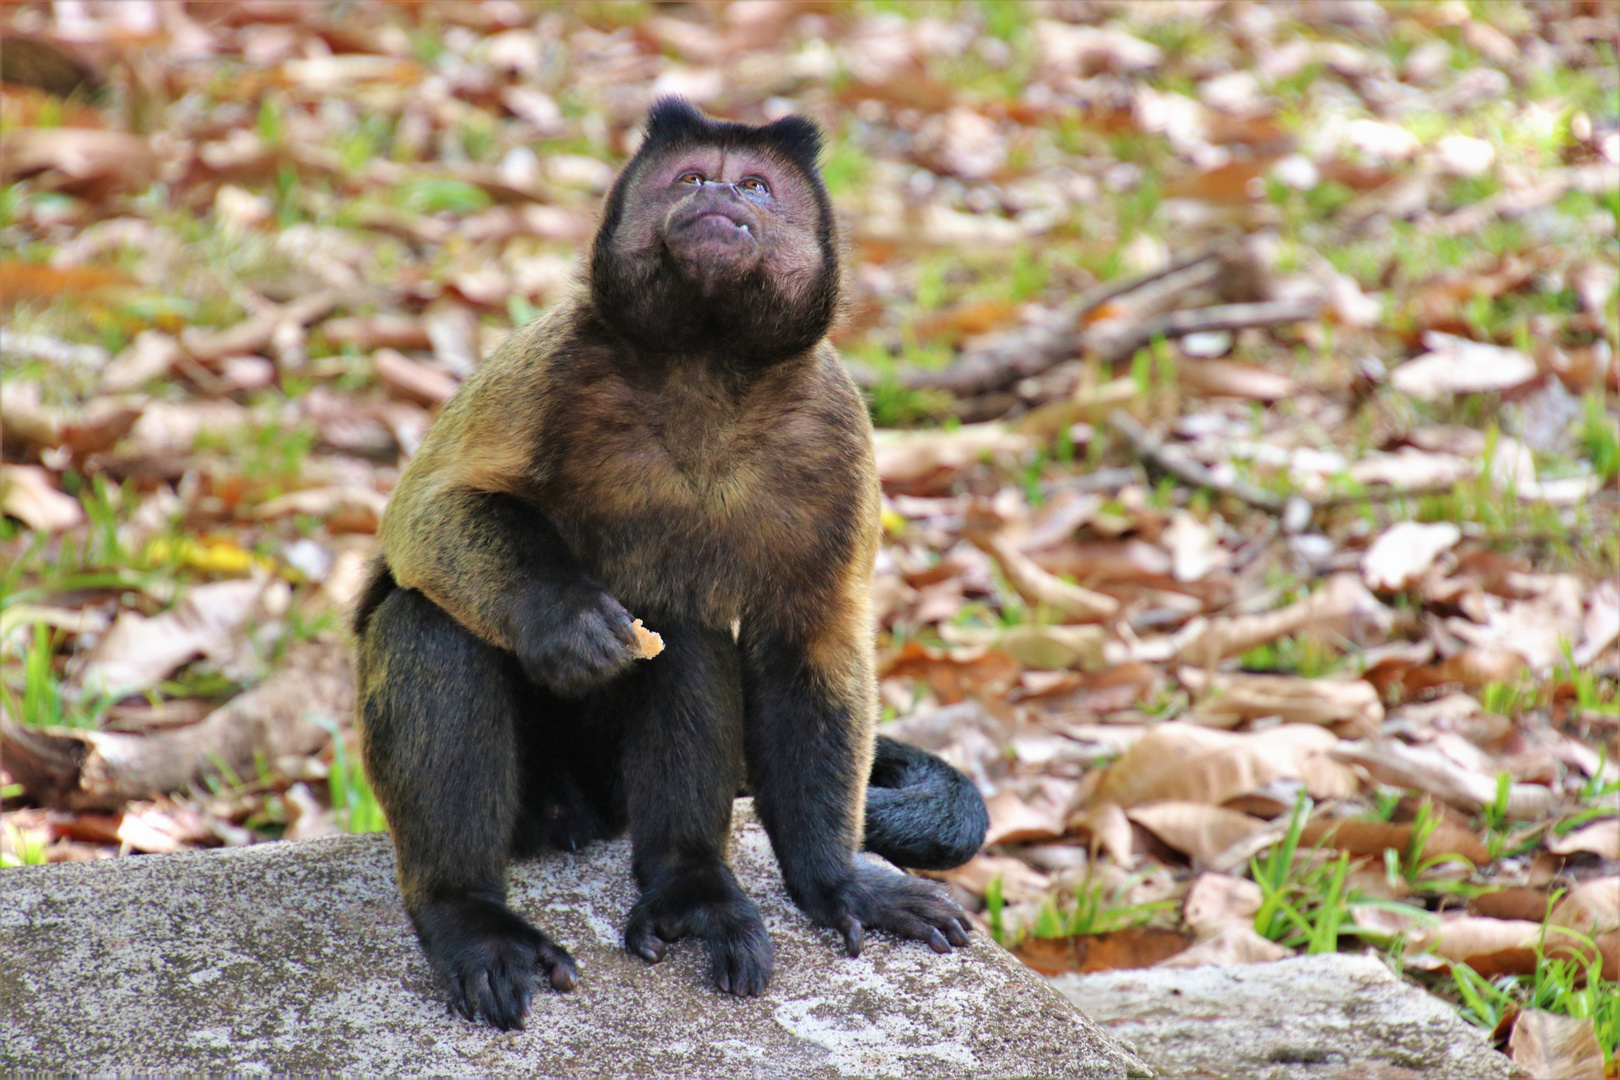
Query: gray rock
1053 953 1512 1080
1 801 1147 1078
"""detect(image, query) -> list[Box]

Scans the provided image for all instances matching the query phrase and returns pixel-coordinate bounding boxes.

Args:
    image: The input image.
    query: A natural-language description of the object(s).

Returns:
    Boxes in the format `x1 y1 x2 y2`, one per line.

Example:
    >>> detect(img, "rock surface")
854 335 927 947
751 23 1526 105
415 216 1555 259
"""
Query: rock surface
2 801 1147 1078
1053 953 1513 1080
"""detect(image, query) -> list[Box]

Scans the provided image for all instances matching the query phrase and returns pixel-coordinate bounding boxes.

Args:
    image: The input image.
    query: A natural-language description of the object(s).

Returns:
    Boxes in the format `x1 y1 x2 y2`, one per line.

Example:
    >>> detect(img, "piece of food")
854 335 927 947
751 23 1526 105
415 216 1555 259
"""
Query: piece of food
630 618 664 659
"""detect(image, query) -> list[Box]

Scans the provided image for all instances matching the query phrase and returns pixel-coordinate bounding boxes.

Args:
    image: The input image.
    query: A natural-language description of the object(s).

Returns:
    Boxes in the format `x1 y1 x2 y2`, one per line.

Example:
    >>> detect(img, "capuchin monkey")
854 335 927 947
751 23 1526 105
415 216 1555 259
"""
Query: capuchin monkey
353 98 989 1030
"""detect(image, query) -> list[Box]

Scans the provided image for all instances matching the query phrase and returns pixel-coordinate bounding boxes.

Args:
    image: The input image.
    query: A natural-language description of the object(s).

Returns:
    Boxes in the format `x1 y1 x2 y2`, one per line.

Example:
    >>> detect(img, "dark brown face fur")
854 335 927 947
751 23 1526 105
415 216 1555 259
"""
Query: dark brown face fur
589 98 840 364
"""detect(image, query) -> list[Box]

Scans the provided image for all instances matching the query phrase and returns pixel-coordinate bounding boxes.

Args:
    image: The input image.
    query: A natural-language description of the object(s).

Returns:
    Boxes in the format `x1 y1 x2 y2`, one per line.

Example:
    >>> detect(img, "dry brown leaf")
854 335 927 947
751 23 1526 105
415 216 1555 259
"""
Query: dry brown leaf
1093 723 1358 810
1011 927 1193 977
1548 878 1620 939
873 423 1031 488
1508 1009 1606 1080
939 623 1106 671
1157 924 1291 967
0 464 83 532
102 330 182 392
1574 578 1620 667
1330 739 1552 820
1181 872 1263 937
984 789 1067 847
967 526 1119 622
73 577 271 698
1032 539 1172 584
1068 801 1134 866
373 348 459 405
1547 821 1620 860
1162 510 1228 583
1361 521 1462 592
920 853 1051 902
881 640 1021 704
253 486 388 533
1301 819 1491 866
1391 331 1539 400
1413 915 1543 964
1174 573 1388 667
1179 668 1384 733
1126 802 1270 865
321 314 432 353
1403 646 1526 696
1177 359 1298 400
0 127 159 195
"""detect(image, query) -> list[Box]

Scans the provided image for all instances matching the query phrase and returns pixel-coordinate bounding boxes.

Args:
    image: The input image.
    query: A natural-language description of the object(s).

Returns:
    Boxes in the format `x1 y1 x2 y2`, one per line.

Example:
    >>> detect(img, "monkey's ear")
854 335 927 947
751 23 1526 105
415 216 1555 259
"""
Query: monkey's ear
760 115 823 176
642 97 710 152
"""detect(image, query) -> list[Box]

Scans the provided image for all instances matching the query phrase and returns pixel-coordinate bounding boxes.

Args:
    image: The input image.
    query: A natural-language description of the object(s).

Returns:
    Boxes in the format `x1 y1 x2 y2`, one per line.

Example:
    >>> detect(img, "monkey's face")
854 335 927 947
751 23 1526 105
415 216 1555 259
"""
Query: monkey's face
589 99 840 362
626 147 825 301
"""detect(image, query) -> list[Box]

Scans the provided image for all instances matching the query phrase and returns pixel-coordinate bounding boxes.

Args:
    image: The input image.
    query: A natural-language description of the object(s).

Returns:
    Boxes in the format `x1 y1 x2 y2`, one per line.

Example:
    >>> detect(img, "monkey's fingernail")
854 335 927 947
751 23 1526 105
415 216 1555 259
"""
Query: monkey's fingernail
840 917 863 957
550 965 576 992
928 928 951 953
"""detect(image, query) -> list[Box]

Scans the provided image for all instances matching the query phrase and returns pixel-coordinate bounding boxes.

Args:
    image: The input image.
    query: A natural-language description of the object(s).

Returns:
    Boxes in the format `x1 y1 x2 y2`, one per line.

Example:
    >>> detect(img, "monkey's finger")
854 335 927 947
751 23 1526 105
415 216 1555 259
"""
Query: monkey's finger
546 955 578 992
839 915 864 957
488 962 528 1031
957 914 974 935
944 919 970 948
627 928 667 964
926 927 953 954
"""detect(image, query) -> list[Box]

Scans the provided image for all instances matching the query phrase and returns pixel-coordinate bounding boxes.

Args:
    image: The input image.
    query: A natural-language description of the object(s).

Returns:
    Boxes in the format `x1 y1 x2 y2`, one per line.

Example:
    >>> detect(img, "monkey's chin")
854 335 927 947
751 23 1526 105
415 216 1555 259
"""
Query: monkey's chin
668 241 762 296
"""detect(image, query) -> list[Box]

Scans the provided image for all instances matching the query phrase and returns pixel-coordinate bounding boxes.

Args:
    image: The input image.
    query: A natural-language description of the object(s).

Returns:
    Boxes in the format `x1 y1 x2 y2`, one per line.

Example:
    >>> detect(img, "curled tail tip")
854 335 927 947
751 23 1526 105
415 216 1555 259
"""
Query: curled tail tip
863 737 988 870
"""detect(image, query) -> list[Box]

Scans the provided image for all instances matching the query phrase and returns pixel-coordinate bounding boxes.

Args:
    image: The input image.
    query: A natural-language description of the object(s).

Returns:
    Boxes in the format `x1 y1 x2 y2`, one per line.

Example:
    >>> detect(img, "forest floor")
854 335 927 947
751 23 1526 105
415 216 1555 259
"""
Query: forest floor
1 2 1617 1074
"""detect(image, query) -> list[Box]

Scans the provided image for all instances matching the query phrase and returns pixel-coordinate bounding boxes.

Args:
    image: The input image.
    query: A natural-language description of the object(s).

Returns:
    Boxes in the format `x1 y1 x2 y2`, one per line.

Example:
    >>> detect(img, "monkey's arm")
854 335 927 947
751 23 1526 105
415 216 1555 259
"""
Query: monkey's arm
378 322 641 697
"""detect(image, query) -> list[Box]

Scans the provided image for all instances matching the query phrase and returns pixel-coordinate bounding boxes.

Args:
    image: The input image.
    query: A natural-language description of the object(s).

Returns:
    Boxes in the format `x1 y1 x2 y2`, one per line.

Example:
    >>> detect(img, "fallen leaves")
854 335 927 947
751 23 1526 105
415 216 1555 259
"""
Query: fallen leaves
73 576 276 698
1094 723 1358 809
0 464 83 532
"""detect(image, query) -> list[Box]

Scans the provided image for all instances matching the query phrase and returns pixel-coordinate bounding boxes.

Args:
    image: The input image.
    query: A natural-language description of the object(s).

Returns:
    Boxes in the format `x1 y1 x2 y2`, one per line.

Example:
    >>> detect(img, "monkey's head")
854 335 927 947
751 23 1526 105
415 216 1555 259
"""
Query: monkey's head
589 98 840 364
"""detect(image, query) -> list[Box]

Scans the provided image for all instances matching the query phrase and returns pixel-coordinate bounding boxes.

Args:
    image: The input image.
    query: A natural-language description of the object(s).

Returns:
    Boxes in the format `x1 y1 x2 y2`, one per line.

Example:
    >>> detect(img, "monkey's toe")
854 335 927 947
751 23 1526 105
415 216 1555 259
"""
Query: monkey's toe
810 863 972 960
414 894 576 1029
624 863 774 995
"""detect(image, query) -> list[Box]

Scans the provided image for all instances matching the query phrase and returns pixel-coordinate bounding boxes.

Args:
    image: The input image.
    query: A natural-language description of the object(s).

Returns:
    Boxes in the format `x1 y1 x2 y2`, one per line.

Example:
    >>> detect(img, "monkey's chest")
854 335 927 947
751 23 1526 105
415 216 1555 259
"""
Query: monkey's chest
548 433 859 623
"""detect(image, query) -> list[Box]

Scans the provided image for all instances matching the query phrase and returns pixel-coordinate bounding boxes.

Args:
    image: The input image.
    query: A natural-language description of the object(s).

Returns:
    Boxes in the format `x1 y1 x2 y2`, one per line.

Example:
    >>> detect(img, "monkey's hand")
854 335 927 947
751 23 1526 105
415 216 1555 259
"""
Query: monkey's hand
514 583 644 697
804 862 972 959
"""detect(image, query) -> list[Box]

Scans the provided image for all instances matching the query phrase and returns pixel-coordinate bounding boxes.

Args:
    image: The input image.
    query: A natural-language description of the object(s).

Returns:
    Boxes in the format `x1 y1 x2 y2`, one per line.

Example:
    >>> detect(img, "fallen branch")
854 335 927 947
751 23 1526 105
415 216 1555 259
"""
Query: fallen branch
1109 411 1465 523
1107 409 1294 515
868 248 1227 398
1088 299 1322 366
964 511 1119 622
1 643 350 810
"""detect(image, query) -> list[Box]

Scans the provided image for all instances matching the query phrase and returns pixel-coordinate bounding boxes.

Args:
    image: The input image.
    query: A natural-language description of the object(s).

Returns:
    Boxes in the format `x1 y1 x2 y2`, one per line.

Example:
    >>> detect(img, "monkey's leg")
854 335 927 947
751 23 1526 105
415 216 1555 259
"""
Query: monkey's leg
615 623 773 996
357 586 576 1030
741 630 971 959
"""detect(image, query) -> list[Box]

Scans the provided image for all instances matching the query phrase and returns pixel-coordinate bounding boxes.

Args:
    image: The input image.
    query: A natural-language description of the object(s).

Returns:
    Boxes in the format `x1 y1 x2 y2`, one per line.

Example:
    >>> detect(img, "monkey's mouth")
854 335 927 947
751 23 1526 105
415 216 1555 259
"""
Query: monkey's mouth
675 210 755 240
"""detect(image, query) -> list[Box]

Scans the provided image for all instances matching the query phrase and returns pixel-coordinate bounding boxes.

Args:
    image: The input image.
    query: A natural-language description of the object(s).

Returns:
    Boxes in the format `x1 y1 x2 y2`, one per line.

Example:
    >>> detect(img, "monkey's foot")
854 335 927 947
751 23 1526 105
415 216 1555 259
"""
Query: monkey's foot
808 863 973 958
413 895 577 1030
623 863 774 996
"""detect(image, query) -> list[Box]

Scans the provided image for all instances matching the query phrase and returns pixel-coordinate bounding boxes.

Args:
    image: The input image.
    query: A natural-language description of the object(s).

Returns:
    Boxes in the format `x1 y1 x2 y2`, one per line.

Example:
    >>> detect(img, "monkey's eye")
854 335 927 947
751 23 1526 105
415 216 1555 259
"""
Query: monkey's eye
677 170 706 186
737 176 770 195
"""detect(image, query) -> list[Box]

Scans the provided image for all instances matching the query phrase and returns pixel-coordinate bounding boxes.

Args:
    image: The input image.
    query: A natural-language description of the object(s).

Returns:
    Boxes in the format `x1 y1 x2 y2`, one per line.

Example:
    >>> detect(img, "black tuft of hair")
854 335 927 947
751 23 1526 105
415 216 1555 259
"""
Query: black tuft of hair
637 96 823 175
640 97 711 153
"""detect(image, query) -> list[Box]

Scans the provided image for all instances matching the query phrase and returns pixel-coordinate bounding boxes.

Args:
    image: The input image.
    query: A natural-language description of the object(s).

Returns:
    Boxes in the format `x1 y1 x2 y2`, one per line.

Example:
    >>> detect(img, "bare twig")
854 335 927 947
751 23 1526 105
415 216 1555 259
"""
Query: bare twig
868 248 1228 397
1107 409 1291 514
1089 299 1322 365
1110 411 1487 525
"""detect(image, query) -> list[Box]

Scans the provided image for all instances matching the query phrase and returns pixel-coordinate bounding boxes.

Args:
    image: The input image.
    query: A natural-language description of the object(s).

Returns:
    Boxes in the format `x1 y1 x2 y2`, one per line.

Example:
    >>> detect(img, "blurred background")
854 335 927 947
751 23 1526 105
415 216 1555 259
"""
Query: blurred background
1 0 1617 1065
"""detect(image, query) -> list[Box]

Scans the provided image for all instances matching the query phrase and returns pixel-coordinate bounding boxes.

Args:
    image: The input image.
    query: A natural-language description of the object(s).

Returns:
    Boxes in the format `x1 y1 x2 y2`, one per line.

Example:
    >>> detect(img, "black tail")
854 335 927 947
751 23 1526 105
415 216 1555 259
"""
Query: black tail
862 736 988 870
